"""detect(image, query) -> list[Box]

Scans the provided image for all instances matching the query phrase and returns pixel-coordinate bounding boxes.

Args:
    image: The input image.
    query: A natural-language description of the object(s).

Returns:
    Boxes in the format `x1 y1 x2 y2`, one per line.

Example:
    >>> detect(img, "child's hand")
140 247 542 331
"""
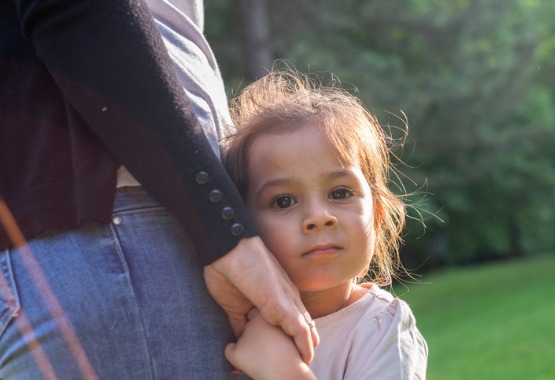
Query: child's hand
225 309 317 380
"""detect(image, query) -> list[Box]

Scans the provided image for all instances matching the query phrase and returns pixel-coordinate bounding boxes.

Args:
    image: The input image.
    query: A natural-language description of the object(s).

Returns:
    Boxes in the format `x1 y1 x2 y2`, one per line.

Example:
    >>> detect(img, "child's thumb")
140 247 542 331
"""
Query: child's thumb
224 342 237 364
225 343 246 375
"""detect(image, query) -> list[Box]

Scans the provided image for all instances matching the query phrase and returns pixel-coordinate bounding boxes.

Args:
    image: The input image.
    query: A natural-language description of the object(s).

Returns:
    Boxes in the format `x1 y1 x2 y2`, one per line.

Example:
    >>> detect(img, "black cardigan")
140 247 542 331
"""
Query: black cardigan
0 0 256 264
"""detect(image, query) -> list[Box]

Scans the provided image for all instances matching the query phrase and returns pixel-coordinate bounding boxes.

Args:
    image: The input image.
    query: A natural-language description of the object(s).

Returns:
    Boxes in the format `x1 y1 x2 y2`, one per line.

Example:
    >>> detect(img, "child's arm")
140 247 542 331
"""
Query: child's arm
225 309 317 380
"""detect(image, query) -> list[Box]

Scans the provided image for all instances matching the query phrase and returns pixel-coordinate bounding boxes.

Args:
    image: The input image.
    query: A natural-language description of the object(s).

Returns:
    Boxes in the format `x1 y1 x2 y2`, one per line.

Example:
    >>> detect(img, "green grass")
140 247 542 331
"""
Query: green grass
395 255 555 380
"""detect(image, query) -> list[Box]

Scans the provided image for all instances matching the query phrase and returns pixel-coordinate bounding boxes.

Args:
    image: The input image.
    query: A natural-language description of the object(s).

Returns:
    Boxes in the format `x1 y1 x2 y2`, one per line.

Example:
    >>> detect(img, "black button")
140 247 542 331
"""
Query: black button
231 223 244 237
195 171 209 185
209 189 223 203
221 207 234 220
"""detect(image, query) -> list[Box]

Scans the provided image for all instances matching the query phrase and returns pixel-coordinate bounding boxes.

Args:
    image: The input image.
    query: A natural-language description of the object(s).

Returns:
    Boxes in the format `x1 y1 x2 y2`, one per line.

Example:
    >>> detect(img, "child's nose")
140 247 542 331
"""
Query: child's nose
302 200 338 233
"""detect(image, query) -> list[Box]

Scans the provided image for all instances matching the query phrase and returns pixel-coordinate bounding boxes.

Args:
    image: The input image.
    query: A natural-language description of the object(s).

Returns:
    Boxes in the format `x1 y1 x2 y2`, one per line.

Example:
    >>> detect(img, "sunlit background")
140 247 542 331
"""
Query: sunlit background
206 1 555 378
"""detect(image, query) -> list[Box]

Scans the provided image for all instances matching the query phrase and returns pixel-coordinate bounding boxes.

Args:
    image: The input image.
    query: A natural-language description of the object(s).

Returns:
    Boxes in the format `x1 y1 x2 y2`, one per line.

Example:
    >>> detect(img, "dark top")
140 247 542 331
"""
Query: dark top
0 0 256 264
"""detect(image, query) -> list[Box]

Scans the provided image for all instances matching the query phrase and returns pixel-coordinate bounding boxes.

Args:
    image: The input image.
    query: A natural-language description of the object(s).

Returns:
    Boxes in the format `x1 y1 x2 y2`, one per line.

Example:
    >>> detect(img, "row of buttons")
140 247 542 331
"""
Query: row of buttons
112 211 244 237
111 172 245 238
196 171 244 237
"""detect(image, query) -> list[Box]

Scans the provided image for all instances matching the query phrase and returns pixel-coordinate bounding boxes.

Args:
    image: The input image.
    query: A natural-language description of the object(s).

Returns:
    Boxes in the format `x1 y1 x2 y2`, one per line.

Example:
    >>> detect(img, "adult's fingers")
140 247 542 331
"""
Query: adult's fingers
203 264 251 337
237 237 318 363
206 236 318 362
256 280 318 364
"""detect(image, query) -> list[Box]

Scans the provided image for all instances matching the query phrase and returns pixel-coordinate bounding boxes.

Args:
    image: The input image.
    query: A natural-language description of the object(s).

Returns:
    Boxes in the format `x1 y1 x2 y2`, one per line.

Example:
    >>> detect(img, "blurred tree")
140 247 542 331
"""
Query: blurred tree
206 0 555 271
240 0 273 80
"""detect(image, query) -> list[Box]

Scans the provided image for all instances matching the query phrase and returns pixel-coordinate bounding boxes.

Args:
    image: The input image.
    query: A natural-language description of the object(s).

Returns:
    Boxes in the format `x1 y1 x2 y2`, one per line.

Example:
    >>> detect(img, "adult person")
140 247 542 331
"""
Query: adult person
0 0 317 378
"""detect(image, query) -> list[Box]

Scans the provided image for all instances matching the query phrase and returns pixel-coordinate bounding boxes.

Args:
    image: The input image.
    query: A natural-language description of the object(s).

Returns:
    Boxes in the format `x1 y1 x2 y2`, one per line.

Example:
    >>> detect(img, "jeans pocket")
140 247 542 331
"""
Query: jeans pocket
0 250 20 338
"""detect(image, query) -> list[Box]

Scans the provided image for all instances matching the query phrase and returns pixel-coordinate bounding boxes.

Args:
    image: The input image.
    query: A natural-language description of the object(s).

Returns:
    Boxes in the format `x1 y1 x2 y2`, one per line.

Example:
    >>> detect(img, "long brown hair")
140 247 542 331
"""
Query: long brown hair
224 68 407 286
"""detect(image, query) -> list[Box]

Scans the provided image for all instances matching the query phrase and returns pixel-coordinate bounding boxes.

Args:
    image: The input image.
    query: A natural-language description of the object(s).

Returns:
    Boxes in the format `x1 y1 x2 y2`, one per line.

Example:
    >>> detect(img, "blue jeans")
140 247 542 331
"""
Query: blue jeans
0 187 236 379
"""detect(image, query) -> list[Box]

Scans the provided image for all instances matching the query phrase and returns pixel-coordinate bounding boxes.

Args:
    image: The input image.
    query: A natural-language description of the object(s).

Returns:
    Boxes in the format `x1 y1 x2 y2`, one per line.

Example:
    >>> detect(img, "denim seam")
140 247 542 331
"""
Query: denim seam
112 207 167 218
108 224 156 379
108 224 129 274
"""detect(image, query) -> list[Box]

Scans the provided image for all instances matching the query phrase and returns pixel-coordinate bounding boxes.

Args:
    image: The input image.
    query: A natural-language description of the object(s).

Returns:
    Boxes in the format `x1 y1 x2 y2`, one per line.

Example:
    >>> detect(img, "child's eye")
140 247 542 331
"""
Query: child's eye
271 195 297 209
330 188 353 200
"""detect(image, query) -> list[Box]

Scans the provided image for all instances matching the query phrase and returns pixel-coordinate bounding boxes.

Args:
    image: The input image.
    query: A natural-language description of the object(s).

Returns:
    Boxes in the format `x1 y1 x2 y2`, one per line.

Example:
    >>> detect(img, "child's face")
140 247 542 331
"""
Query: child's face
246 124 375 297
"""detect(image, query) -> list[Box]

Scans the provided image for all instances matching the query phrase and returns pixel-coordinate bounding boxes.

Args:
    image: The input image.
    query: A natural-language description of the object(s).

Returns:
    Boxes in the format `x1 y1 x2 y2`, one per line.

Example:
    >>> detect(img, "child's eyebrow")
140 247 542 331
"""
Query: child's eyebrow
255 169 358 196
323 168 362 184
328 169 354 180
255 178 293 197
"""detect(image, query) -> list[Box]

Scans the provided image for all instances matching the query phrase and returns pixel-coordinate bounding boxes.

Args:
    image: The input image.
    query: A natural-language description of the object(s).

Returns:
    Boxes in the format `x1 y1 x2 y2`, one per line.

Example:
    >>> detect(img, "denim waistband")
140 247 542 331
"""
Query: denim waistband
112 187 163 214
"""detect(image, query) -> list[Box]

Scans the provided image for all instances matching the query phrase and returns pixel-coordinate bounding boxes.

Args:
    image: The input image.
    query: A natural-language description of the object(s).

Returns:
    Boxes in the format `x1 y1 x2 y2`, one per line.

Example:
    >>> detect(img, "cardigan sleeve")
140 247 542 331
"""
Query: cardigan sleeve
10 0 257 264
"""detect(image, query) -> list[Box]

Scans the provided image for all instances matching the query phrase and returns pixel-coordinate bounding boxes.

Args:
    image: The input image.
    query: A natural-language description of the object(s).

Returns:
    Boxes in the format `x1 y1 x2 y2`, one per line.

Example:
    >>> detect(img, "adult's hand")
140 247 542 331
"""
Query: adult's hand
204 236 319 364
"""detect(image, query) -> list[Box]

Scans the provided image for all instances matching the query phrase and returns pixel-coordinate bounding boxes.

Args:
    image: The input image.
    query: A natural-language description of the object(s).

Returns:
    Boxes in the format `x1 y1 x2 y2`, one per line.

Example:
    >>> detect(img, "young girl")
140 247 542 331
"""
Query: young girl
223 69 428 379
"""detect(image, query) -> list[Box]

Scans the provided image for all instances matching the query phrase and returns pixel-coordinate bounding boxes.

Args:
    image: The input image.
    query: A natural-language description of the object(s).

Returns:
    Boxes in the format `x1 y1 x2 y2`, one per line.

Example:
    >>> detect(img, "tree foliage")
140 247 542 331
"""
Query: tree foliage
206 0 555 271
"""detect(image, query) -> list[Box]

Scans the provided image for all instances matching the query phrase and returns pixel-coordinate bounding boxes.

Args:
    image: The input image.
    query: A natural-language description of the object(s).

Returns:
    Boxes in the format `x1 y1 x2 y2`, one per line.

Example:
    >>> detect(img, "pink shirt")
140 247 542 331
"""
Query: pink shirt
311 284 428 379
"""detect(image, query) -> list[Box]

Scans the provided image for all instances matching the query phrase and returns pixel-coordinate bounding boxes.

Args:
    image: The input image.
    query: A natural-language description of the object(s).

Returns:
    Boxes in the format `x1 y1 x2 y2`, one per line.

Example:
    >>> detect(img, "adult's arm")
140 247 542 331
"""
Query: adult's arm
11 0 250 262
10 0 317 362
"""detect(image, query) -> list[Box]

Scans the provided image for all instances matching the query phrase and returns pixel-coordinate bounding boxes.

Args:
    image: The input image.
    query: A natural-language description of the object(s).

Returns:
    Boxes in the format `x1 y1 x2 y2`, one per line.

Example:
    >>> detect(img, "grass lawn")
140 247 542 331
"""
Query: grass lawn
395 254 555 380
